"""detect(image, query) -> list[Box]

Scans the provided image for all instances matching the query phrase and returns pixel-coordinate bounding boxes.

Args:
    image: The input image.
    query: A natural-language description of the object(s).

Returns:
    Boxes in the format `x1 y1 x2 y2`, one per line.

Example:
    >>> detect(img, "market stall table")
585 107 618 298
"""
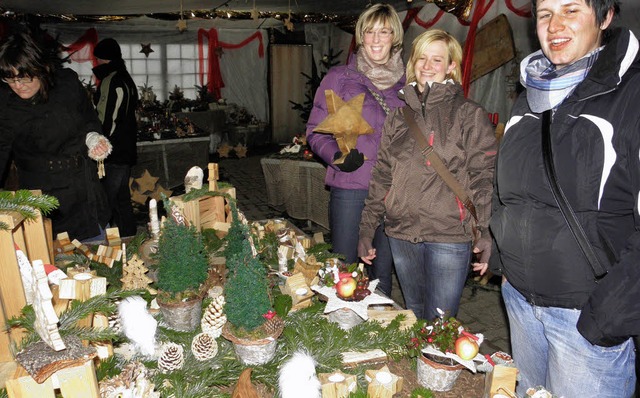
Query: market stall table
133 136 210 189
260 157 330 229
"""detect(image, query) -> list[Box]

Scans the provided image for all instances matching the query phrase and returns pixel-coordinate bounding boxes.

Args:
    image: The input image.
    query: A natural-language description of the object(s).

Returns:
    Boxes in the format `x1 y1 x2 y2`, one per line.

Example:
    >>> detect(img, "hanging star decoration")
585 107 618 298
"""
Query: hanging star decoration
284 11 294 32
250 0 259 20
311 279 393 320
214 46 225 58
140 43 154 58
176 18 187 32
176 0 187 32
312 90 374 165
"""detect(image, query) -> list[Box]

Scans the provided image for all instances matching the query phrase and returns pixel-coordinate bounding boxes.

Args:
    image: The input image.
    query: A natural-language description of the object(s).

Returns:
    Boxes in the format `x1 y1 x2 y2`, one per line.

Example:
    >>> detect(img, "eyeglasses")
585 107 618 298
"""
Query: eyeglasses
363 29 393 40
2 76 35 85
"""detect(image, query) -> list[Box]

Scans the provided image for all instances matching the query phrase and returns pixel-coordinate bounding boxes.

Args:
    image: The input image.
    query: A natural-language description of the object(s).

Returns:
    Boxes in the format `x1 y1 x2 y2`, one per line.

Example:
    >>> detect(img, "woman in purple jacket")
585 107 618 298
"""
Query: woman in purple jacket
306 3 405 296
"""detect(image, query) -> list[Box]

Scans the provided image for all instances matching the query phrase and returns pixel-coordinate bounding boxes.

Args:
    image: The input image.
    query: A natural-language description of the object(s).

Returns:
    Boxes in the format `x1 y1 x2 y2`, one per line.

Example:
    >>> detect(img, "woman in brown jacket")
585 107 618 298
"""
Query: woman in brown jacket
358 29 496 320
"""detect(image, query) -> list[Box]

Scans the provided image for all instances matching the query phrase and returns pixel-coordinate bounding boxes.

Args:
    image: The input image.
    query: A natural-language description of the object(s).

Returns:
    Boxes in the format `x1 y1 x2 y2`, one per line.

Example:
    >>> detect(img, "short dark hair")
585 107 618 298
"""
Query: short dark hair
0 28 54 101
531 0 620 27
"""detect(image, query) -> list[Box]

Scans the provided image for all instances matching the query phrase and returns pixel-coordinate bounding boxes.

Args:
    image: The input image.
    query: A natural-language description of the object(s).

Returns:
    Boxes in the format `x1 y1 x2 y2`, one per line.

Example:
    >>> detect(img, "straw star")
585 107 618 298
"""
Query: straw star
311 279 393 320
312 90 374 165
140 43 154 57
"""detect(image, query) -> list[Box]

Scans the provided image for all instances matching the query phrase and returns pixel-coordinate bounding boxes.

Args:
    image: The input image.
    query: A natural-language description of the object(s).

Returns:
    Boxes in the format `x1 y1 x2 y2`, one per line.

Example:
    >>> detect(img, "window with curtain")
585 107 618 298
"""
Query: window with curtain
66 43 203 102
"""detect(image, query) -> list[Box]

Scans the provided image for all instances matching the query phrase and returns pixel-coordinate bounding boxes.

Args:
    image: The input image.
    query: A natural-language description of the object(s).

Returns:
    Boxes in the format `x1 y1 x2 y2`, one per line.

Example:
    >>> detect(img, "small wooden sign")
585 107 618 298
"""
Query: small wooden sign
469 14 516 82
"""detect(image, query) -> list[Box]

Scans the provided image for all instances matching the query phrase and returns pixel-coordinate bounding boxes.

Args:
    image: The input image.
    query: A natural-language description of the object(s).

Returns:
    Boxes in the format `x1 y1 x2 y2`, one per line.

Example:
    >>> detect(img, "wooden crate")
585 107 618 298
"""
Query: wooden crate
0 201 51 362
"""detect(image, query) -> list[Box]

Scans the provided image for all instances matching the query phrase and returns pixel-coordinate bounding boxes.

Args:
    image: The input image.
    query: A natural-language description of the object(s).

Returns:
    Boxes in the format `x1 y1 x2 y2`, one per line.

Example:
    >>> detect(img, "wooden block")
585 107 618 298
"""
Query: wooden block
6 367 56 398
367 309 417 331
484 364 518 398
58 275 107 301
318 371 357 398
55 232 75 256
105 227 121 247
54 360 99 398
365 365 403 398
70 240 93 258
342 349 388 368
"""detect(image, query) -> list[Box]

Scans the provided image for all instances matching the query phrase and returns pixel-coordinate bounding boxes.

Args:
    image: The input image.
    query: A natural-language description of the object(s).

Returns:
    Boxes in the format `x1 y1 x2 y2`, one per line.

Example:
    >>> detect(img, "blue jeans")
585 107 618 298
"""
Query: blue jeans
502 280 636 397
329 188 393 296
389 237 470 320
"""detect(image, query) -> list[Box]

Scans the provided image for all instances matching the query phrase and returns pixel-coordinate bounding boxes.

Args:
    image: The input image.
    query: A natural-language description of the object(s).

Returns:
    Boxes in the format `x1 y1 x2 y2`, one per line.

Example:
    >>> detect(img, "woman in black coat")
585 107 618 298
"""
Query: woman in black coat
0 28 112 241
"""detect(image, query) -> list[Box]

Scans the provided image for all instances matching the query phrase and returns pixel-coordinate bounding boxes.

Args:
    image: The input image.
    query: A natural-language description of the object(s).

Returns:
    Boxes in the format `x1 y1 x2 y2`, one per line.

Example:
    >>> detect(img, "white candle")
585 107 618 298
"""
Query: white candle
149 198 160 239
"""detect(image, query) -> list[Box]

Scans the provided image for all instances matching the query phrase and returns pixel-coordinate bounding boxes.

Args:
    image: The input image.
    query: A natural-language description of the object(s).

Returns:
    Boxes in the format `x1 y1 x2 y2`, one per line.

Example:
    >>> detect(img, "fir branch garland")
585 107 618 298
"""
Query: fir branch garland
0 190 59 230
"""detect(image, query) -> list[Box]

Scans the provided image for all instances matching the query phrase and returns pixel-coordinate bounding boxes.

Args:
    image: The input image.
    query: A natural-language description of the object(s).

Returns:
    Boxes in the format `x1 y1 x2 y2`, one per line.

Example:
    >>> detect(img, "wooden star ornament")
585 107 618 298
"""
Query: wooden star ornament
134 170 159 193
176 18 188 32
312 90 374 165
140 43 154 58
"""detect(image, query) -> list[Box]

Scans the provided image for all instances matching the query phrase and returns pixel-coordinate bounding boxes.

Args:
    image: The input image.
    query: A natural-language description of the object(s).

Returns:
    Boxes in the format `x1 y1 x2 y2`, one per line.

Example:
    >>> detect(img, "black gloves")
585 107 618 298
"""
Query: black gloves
334 149 364 173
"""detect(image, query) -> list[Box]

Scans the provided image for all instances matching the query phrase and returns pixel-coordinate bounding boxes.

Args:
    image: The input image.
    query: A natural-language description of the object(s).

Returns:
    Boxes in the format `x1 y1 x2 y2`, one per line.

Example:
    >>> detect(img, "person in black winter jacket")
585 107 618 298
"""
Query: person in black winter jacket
489 0 638 396
0 27 111 241
92 38 139 237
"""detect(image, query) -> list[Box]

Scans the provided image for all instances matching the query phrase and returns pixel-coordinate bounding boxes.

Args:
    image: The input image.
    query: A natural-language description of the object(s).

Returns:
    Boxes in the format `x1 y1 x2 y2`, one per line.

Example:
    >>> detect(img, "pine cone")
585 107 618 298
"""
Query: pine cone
191 332 219 361
108 312 122 335
201 295 227 337
157 343 184 373
263 316 285 337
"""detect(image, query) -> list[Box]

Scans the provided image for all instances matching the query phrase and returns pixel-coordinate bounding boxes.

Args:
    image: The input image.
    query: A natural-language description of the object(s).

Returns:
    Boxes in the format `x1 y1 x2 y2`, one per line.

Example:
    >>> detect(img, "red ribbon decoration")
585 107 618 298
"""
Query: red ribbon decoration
198 28 264 99
63 28 99 66
414 9 445 30
505 0 533 18
461 0 495 97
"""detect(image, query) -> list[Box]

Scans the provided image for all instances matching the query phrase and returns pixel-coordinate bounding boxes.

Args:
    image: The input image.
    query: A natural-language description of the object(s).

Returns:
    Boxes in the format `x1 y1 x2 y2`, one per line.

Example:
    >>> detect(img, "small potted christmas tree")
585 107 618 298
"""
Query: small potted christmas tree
221 206 283 365
155 200 210 331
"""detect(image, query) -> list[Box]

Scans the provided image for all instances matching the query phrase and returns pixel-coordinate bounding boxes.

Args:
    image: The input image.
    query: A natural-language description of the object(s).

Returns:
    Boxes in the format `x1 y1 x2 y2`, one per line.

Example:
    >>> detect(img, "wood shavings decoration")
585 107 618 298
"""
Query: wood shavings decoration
312 90 374 165
140 43 154 57
30 260 66 351
99 361 160 398
233 143 248 158
217 143 232 158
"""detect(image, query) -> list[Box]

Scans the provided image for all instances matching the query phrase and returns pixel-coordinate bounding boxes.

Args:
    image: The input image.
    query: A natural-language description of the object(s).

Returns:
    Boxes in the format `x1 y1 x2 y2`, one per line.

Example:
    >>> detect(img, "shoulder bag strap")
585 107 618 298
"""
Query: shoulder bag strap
541 109 608 279
403 106 478 221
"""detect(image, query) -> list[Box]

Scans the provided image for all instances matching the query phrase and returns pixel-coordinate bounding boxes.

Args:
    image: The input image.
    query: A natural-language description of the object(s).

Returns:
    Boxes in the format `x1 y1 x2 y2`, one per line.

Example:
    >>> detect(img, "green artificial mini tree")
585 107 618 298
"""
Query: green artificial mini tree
156 206 209 301
223 209 272 334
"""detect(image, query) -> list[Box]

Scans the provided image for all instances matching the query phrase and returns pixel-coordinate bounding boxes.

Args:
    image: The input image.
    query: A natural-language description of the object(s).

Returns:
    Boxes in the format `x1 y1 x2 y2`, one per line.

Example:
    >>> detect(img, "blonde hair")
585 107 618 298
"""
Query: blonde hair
406 29 463 84
355 3 404 51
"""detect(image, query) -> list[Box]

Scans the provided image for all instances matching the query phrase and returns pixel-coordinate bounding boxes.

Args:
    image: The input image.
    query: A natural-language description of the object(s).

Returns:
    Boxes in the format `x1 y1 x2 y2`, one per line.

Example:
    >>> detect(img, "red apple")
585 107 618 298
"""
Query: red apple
335 275 357 298
455 336 479 360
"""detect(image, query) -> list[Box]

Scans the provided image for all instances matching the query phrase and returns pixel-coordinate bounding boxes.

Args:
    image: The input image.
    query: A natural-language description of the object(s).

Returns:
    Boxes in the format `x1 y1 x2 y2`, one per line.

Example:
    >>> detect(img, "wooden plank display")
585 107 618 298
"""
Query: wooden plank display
469 14 516 82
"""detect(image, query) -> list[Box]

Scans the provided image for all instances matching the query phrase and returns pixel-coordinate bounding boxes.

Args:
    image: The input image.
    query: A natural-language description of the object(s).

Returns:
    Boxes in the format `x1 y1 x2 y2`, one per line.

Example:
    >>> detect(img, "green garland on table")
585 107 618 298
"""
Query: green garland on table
0 189 59 230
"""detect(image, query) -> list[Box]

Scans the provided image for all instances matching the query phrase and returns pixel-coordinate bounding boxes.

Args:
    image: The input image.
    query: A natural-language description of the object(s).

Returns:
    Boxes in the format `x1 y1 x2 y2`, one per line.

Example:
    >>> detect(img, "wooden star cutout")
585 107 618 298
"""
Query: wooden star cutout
311 279 393 320
149 184 173 201
365 365 403 397
130 189 149 205
217 143 232 158
140 43 154 58
234 144 248 158
250 6 259 20
176 18 188 32
134 170 159 193
312 90 374 165
284 14 294 32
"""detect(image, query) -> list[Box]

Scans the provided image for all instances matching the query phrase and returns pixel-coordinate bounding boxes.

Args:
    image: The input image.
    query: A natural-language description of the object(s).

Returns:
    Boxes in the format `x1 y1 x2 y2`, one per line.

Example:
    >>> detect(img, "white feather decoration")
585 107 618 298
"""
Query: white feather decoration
118 296 158 356
278 351 321 398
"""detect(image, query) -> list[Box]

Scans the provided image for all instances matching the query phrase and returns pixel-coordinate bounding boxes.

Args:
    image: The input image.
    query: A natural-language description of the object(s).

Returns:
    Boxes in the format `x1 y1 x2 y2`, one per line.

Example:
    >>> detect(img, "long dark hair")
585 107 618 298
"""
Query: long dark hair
0 28 55 101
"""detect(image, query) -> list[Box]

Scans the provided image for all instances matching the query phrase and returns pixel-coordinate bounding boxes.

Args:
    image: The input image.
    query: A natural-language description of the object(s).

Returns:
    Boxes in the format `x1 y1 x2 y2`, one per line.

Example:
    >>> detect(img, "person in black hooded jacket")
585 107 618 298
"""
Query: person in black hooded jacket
92 38 139 237
489 0 638 396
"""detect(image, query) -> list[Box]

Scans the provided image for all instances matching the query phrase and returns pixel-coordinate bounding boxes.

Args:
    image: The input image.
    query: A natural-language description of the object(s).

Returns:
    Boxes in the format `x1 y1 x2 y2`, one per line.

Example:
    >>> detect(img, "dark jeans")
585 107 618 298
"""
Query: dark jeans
329 187 394 296
389 237 471 320
102 163 137 236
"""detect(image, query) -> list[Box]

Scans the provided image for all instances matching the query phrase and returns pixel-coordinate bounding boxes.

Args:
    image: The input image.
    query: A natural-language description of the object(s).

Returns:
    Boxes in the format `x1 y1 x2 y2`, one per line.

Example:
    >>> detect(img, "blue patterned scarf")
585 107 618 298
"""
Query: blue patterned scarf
522 47 602 112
